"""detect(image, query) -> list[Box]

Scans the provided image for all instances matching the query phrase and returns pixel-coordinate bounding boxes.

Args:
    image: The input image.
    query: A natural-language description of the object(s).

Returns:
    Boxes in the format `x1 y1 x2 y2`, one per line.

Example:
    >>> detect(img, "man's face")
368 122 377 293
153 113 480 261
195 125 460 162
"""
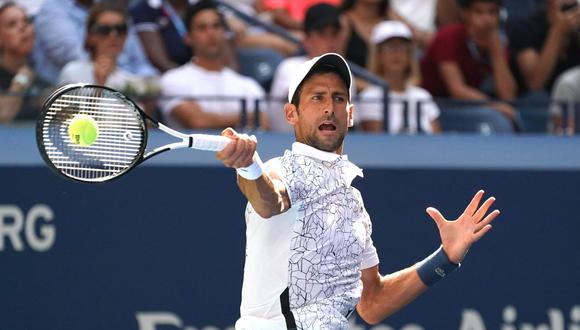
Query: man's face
188 9 225 58
286 72 352 153
303 25 342 57
464 2 500 36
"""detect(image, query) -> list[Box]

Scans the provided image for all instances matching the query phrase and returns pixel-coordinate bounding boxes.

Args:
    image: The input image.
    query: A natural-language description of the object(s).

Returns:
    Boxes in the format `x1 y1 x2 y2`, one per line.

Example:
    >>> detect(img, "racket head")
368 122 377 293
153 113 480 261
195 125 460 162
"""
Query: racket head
36 83 148 183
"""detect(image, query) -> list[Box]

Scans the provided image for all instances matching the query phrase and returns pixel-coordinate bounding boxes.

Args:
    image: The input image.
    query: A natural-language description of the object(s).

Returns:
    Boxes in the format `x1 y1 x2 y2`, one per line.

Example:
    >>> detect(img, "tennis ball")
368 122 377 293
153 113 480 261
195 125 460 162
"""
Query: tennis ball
68 114 99 146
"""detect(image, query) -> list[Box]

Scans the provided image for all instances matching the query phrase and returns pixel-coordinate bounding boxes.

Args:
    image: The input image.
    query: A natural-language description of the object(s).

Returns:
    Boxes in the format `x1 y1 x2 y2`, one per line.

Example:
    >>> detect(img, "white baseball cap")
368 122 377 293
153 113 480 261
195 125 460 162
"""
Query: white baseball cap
370 20 412 45
287 52 353 103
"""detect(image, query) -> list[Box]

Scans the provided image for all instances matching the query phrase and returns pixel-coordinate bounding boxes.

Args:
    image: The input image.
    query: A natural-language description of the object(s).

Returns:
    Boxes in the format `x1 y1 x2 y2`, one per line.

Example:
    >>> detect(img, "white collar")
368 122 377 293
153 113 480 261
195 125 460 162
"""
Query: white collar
291 142 347 162
291 142 363 180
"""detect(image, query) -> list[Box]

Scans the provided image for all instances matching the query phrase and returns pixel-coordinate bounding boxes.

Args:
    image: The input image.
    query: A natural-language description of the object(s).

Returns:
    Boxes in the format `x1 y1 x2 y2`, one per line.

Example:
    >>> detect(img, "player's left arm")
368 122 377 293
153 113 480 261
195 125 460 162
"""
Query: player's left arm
357 190 500 324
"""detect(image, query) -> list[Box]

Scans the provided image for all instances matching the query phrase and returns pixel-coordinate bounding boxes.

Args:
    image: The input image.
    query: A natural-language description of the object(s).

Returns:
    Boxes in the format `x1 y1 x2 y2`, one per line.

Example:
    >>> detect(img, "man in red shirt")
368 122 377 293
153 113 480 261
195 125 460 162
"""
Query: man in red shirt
420 0 517 120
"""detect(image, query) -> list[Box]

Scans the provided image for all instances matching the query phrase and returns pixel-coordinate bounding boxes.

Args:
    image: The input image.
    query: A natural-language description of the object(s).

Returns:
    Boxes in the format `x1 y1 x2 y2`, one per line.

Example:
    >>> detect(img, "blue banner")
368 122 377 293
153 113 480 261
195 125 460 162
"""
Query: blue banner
1 164 579 330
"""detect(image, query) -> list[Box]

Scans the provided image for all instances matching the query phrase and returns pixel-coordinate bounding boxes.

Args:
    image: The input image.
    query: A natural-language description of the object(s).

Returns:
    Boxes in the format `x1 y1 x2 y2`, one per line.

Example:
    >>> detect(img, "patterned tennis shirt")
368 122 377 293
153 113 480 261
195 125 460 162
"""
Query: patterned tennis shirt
236 142 380 330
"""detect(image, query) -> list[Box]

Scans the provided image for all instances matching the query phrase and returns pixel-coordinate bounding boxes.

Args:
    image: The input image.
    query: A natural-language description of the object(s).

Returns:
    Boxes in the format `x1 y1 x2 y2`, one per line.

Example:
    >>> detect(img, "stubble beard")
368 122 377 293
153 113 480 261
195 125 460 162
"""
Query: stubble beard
305 129 346 153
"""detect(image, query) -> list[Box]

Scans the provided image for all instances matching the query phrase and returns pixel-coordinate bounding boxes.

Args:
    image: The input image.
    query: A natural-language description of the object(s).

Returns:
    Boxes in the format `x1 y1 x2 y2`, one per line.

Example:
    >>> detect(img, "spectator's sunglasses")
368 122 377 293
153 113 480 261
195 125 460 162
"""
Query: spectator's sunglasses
91 23 128 36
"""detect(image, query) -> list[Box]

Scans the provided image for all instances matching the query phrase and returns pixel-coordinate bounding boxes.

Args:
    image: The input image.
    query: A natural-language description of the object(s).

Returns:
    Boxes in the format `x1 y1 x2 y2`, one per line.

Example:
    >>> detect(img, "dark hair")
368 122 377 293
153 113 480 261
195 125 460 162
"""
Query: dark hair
457 0 502 9
0 1 17 16
291 65 349 108
84 3 129 54
184 0 226 31
304 3 341 34
339 0 389 16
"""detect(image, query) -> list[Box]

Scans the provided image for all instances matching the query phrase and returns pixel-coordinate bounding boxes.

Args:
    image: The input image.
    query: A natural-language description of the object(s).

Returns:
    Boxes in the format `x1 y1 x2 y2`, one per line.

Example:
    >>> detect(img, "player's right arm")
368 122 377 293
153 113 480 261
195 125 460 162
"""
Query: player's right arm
216 128 291 218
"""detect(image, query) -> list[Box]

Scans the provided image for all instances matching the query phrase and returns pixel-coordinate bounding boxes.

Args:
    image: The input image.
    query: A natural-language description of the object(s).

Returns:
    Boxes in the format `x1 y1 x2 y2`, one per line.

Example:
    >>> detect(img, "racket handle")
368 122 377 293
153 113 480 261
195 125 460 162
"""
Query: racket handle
189 134 231 151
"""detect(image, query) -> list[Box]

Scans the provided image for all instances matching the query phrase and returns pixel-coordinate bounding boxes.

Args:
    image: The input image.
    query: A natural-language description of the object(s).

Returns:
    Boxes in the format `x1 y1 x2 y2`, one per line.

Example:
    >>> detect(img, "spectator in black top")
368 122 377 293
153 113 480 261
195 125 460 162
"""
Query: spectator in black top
340 0 390 69
130 0 192 72
507 0 580 95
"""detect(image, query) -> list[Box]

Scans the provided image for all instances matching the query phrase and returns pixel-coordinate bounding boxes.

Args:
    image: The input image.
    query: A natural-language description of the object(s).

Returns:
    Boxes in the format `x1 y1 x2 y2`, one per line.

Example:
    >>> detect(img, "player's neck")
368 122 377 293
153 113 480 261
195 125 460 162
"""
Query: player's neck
192 56 225 72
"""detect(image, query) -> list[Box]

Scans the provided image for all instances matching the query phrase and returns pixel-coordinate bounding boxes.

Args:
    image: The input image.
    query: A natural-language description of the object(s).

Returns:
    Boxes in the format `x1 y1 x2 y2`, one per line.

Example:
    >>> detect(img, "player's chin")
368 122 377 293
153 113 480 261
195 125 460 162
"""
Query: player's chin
312 133 344 153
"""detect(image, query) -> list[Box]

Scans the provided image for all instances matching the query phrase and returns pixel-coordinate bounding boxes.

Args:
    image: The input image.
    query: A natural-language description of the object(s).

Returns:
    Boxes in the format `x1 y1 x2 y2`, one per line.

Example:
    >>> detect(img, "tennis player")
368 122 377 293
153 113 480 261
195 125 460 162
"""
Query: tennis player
216 53 500 330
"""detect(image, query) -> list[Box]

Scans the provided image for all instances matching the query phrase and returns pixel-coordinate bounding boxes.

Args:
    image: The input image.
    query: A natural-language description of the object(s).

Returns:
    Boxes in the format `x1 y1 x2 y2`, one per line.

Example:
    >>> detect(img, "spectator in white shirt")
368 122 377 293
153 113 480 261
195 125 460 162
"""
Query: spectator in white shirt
359 20 441 134
158 0 268 130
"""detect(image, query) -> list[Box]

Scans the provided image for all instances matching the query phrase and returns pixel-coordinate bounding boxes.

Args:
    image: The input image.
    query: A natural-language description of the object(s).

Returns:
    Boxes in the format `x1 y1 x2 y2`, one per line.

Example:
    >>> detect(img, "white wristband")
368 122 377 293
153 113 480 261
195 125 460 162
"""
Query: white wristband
236 153 264 180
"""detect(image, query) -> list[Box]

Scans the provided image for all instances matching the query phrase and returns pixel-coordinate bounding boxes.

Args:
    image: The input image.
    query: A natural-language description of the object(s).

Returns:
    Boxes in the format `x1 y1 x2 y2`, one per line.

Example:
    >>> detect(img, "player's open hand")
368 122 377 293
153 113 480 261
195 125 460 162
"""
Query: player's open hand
216 127 257 169
426 190 500 264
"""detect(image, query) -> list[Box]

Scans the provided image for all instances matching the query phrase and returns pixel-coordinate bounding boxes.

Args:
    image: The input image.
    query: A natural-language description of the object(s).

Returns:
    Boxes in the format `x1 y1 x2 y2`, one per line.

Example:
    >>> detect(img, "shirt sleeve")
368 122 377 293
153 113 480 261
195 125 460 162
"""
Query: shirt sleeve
430 26 461 64
130 1 160 32
550 70 579 116
358 87 384 122
417 88 440 121
117 29 159 77
361 218 379 269
34 1 86 68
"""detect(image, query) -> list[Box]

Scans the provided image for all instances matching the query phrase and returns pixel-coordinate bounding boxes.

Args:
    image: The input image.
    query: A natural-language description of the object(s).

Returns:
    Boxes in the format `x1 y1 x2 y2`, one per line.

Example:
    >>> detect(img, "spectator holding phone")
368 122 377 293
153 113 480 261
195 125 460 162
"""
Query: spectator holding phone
507 0 580 95
421 0 517 121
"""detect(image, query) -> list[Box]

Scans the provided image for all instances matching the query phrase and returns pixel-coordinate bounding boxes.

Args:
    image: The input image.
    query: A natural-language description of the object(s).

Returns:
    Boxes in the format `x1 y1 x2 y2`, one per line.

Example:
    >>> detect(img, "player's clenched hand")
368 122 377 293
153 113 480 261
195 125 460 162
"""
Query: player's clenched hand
426 190 501 264
216 127 256 168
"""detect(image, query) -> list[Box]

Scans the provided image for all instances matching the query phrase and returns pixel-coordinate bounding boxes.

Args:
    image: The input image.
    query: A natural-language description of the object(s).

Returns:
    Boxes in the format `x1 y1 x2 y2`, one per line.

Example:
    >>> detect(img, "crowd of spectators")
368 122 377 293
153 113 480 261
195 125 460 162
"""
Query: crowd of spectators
1 0 579 135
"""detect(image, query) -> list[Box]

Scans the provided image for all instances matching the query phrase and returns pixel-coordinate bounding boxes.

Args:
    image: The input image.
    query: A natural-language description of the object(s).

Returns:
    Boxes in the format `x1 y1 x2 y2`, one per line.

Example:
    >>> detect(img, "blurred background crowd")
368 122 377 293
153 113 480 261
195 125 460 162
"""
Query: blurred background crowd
2 0 580 135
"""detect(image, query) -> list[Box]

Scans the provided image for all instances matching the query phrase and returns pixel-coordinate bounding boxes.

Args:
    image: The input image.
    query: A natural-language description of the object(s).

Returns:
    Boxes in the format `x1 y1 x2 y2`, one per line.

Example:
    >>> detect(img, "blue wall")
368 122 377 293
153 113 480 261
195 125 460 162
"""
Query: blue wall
0 127 579 330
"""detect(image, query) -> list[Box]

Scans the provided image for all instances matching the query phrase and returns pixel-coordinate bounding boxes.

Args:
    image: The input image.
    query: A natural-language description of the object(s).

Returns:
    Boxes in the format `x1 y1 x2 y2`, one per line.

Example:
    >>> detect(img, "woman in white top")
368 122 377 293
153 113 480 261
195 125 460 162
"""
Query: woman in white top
359 20 441 134
58 3 156 96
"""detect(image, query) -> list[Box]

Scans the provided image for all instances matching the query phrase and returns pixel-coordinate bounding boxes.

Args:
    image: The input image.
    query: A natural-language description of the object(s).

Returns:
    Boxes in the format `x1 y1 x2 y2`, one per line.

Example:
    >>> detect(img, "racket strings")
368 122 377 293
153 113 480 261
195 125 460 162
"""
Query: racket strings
40 87 145 182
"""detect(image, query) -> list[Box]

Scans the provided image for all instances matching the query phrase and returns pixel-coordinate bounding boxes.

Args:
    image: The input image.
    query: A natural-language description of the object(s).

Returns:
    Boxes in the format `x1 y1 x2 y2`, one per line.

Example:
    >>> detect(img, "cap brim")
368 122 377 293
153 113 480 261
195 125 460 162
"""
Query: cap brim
287 53 352 103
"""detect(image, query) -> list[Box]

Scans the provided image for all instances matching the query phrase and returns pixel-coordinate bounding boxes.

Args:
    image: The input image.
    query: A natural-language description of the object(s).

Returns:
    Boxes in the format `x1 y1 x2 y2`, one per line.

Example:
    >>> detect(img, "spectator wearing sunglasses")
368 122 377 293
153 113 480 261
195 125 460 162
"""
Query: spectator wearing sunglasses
58 4 158 102
33 0 157 85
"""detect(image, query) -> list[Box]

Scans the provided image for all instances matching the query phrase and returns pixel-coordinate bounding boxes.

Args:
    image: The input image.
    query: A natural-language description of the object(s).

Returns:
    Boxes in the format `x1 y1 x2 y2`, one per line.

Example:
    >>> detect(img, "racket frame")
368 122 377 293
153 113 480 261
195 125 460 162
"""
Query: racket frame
36 83 148 183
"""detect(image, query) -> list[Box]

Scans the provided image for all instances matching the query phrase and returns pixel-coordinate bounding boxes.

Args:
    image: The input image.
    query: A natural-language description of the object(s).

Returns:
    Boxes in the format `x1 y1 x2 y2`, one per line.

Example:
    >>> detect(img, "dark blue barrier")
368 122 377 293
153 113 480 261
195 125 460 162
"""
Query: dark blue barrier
1 127 579 329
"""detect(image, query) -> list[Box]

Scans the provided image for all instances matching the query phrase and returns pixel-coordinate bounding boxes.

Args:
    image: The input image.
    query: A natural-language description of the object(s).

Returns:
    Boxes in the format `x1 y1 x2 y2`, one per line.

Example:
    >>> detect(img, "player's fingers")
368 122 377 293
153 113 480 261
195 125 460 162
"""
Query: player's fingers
229 135 249 167
217 128 239 162
241 138 257 167
472 197 496 222
463 190 484 216
474 209 500 232
472 224 492 242
216 140 236 163
426 207 446 229
233 137 253 168
221 127 238 138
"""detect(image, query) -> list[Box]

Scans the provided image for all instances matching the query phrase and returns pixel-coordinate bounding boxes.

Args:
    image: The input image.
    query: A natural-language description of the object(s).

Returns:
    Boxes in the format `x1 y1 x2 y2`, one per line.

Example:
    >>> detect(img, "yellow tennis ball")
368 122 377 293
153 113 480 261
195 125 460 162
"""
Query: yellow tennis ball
68 114 99 146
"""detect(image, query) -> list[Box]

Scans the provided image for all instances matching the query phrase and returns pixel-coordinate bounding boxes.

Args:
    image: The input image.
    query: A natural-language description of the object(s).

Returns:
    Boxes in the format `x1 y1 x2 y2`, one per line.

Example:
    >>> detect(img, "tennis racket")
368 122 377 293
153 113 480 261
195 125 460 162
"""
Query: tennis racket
36 83 233 183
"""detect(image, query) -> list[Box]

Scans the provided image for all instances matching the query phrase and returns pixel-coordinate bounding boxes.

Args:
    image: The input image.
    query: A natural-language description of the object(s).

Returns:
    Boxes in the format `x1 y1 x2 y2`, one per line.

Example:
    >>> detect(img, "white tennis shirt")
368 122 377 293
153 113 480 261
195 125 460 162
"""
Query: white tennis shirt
236 142 380 330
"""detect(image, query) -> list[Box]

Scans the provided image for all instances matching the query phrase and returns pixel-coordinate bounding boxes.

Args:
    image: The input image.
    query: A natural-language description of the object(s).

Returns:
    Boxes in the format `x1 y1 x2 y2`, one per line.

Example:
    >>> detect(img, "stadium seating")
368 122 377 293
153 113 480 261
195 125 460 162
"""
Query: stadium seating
237 47 285 92
438 106 515 134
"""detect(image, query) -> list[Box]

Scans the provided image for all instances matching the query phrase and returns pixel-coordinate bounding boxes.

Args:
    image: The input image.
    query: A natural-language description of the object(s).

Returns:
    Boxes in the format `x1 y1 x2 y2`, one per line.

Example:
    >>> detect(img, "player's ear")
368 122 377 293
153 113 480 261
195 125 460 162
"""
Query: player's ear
285 103 298 125
347 103 354 128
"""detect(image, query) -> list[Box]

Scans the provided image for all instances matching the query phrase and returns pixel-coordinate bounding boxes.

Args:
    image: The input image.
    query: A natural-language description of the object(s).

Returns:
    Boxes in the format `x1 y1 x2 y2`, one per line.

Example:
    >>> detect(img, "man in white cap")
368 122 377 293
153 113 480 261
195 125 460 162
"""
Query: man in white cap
217 52 501 329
